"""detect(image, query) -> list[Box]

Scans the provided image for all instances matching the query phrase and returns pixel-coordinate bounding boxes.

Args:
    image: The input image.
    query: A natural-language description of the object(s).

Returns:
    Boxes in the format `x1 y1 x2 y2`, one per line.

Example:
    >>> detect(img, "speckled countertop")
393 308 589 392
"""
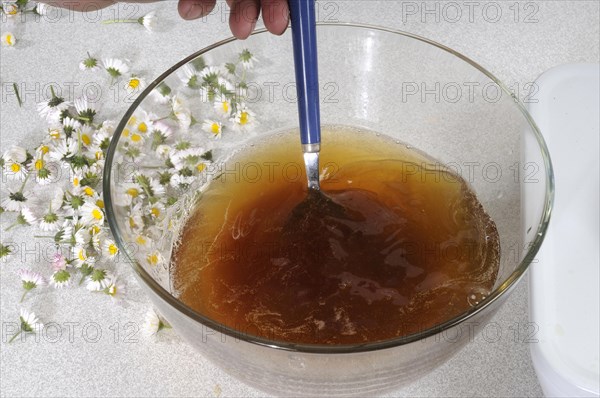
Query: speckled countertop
1 1 598 397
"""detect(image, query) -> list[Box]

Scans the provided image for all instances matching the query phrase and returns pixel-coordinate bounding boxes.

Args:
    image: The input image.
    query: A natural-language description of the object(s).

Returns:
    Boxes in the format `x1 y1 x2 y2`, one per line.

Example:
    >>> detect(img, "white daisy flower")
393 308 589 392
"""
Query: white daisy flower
104 276 126 303
80 200 104 226
1 189 29 212
213 94 232 117
79 125 95 148
9 309 43 343
149 83 172 104
2 159 28 181
74 97 97 123
47 126 65 141
2 145 27 163
200 66 222 83
62 116 82 135
202 119 223 139
51 253 68 271
169 173 196 188
72 245 90 267
17 268 46 302
37 89 71 124
138 11 157 32
143 308 171 336
178 64 201 89
1 2 18 17
49 137 77 162
103 238 119 259
125 75 146 94
230 103 256 131
155 144 172 160
102 58 129 79
34 3 53 16
239 49 257 70
147 201 165 220
79 52 100 71
86 268 112 291
20 207 38 225
50 269 72 289
1 32 16 47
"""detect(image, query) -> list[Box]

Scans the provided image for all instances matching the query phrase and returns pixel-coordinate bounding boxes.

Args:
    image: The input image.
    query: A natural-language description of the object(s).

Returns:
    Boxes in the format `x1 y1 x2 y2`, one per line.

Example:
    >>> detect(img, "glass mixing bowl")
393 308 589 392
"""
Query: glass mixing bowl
103 23 553 396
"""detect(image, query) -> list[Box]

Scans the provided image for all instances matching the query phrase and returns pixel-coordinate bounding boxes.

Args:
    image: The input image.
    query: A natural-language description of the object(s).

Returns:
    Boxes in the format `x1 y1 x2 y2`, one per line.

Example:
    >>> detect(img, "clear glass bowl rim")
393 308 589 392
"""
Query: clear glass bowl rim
103 22 555 354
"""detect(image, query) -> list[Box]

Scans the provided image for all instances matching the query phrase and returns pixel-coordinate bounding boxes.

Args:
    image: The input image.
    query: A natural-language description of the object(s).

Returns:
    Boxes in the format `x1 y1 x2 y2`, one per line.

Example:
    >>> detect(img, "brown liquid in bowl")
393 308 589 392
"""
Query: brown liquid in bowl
172 129 499 345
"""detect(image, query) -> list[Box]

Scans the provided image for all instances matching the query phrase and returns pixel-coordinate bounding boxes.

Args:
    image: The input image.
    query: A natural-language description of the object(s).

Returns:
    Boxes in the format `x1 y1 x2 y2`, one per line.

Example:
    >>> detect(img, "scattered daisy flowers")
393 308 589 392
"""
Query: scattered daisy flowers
1 32 16 47
9 309 43 343
1 47 259 342
17 269 46 302
143 308 171 336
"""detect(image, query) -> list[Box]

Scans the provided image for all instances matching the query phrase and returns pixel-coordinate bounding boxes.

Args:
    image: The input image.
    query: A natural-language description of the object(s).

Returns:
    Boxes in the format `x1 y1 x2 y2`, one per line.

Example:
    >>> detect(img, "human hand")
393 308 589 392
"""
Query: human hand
38 0 289 39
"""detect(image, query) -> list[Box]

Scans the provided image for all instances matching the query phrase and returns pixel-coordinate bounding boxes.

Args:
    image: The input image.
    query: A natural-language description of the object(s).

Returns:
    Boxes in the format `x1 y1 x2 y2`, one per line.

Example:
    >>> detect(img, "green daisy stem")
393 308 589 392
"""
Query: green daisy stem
79 275 86 285
102 19 138 24
8 330 22 343
20 289 29 303
5 222 20 232
18 171 31 193
77 129 82 155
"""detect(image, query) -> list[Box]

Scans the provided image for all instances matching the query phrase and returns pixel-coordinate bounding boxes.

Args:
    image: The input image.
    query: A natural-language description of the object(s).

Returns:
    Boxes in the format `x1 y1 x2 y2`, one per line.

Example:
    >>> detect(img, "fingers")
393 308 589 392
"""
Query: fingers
261 0 289 36
178 0 217 20
229 0 260 39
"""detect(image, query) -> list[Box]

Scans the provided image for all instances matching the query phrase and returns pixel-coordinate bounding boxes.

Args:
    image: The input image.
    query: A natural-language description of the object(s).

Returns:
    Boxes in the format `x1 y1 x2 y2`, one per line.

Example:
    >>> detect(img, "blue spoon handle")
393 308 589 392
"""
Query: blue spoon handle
289 0 321 147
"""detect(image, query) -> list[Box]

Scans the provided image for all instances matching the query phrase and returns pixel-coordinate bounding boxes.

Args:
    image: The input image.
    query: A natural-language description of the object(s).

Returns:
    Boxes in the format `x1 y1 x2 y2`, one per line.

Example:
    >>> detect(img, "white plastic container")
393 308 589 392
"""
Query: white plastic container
527 64 600 397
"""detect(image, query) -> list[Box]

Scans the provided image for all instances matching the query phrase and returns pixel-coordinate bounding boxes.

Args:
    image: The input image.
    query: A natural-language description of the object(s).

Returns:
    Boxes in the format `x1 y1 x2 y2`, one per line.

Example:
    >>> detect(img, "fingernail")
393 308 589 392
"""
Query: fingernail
182 4 204 20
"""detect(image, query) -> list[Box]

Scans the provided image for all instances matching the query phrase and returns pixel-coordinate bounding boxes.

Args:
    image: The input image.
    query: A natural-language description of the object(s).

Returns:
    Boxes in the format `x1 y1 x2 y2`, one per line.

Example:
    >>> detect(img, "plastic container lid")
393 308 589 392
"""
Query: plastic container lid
527 63 600 398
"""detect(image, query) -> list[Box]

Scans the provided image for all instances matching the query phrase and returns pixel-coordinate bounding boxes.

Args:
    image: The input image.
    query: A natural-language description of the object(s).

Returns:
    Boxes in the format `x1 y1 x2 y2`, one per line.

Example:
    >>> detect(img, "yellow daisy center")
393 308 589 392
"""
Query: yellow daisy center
123 128 130 138
90 225 101 235
131 133 142 142
91 208 103 220
128 216 137 229
150 207 161 217
10 163 21 173
82 134 91 146
49 130 61 139
108 244 119 256
6 34 13 45
211 123 220 135
126 188 139 197
127 116 137 126
78 250 87 261
40 145 50 154
147 253 159 266
128 79 140 89
239 111 249 125
96 199 105 209
83 186 94 196
197 163 206 172
136 236 147 245
222 101 229 113
73 177 80 187
137 122 148 133
35 159 44 170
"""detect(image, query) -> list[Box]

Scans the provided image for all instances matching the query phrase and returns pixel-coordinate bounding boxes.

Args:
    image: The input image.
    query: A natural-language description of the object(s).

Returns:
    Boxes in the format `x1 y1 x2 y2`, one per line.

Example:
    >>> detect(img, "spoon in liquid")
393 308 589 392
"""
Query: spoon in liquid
286 0 350 230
